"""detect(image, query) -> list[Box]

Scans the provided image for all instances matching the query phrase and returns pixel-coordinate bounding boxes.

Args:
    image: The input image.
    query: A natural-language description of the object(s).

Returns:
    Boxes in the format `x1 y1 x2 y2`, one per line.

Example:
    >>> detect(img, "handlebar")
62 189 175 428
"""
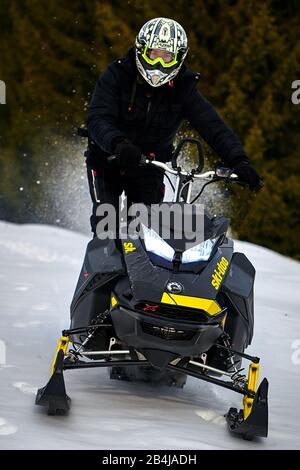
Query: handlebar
144 159 238 181
107 154 238 181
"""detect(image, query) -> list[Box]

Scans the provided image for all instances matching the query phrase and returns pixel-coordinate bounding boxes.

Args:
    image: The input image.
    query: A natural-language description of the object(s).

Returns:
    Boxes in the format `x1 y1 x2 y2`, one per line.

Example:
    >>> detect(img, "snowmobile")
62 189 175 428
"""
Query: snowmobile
36 138 268 440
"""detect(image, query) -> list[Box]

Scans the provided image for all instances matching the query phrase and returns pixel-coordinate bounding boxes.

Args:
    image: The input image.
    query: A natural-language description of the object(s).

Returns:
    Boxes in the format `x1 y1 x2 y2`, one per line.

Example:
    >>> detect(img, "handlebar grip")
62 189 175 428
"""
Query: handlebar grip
107 154 149 165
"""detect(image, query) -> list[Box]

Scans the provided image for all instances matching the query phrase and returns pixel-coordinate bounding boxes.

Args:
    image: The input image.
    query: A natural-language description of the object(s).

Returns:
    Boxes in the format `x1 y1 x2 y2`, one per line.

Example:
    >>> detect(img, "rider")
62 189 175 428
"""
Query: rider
86 17 261 237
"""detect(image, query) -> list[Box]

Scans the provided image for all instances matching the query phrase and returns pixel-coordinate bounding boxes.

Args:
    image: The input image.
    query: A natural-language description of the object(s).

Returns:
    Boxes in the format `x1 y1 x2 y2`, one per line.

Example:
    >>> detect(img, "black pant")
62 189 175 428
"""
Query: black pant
87 165 165 237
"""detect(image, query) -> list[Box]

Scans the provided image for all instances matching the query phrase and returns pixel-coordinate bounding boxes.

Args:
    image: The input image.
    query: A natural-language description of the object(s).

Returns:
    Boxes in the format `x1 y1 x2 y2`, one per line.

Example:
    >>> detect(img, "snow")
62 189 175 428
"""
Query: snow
0 220 299 449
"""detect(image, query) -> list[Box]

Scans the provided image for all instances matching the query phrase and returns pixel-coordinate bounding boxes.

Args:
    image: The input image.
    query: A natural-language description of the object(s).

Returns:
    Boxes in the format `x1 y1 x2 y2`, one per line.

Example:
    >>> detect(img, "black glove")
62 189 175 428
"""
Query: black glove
114 139 141 168
231 157 262 191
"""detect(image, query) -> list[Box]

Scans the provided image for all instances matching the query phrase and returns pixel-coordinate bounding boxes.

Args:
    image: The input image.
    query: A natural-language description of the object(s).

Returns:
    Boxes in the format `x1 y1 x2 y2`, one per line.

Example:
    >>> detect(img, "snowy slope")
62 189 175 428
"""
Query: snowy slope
0 221 299 449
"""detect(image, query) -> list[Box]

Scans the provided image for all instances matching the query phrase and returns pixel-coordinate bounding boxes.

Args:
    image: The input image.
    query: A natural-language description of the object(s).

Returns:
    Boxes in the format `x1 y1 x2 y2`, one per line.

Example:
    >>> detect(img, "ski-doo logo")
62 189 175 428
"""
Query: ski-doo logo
211 257 229 290
167 281 183 294
123 242 136 253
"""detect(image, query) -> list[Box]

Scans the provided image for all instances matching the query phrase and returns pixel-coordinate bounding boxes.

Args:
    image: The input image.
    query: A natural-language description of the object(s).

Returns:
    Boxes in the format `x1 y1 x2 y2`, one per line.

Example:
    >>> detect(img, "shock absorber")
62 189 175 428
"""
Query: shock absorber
219 333 242 374
75 309 111 354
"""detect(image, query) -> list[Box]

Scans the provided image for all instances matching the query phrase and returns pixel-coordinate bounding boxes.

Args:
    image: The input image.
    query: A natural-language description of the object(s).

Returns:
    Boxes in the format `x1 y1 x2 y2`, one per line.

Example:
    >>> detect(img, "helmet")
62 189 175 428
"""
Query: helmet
135 17 188 87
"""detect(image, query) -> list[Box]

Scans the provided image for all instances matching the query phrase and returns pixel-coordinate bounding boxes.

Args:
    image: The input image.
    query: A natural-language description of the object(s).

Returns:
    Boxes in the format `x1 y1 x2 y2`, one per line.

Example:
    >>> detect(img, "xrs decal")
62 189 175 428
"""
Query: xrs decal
211 257 229 290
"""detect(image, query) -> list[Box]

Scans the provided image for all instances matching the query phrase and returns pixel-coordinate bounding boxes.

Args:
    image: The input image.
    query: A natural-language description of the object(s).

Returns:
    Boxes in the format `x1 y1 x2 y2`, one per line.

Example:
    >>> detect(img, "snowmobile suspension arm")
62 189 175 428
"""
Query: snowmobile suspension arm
62 327 259 363
63 360 150 370
215 343 260 363
61 355 254 397
62 324 112 336
166 364 255 397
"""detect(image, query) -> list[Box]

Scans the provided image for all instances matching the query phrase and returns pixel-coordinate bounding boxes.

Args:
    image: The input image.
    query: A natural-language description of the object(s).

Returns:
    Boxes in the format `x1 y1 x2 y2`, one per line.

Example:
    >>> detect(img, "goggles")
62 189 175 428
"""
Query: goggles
142 45 178 68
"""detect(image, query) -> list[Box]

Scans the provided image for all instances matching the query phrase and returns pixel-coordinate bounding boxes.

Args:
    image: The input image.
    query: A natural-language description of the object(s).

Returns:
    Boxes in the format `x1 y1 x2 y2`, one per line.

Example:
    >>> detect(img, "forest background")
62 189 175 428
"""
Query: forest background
0 0 299 259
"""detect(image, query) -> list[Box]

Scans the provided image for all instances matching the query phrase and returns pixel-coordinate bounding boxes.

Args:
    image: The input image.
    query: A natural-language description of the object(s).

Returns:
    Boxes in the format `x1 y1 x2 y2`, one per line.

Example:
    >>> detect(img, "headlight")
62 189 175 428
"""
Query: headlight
182 238 217 263
142 224 175 261
142 224 217 264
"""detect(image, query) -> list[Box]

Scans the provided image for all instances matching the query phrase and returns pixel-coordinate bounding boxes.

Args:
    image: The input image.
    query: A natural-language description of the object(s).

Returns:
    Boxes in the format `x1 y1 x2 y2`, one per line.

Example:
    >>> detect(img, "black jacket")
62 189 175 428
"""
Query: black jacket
87 48 247 169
